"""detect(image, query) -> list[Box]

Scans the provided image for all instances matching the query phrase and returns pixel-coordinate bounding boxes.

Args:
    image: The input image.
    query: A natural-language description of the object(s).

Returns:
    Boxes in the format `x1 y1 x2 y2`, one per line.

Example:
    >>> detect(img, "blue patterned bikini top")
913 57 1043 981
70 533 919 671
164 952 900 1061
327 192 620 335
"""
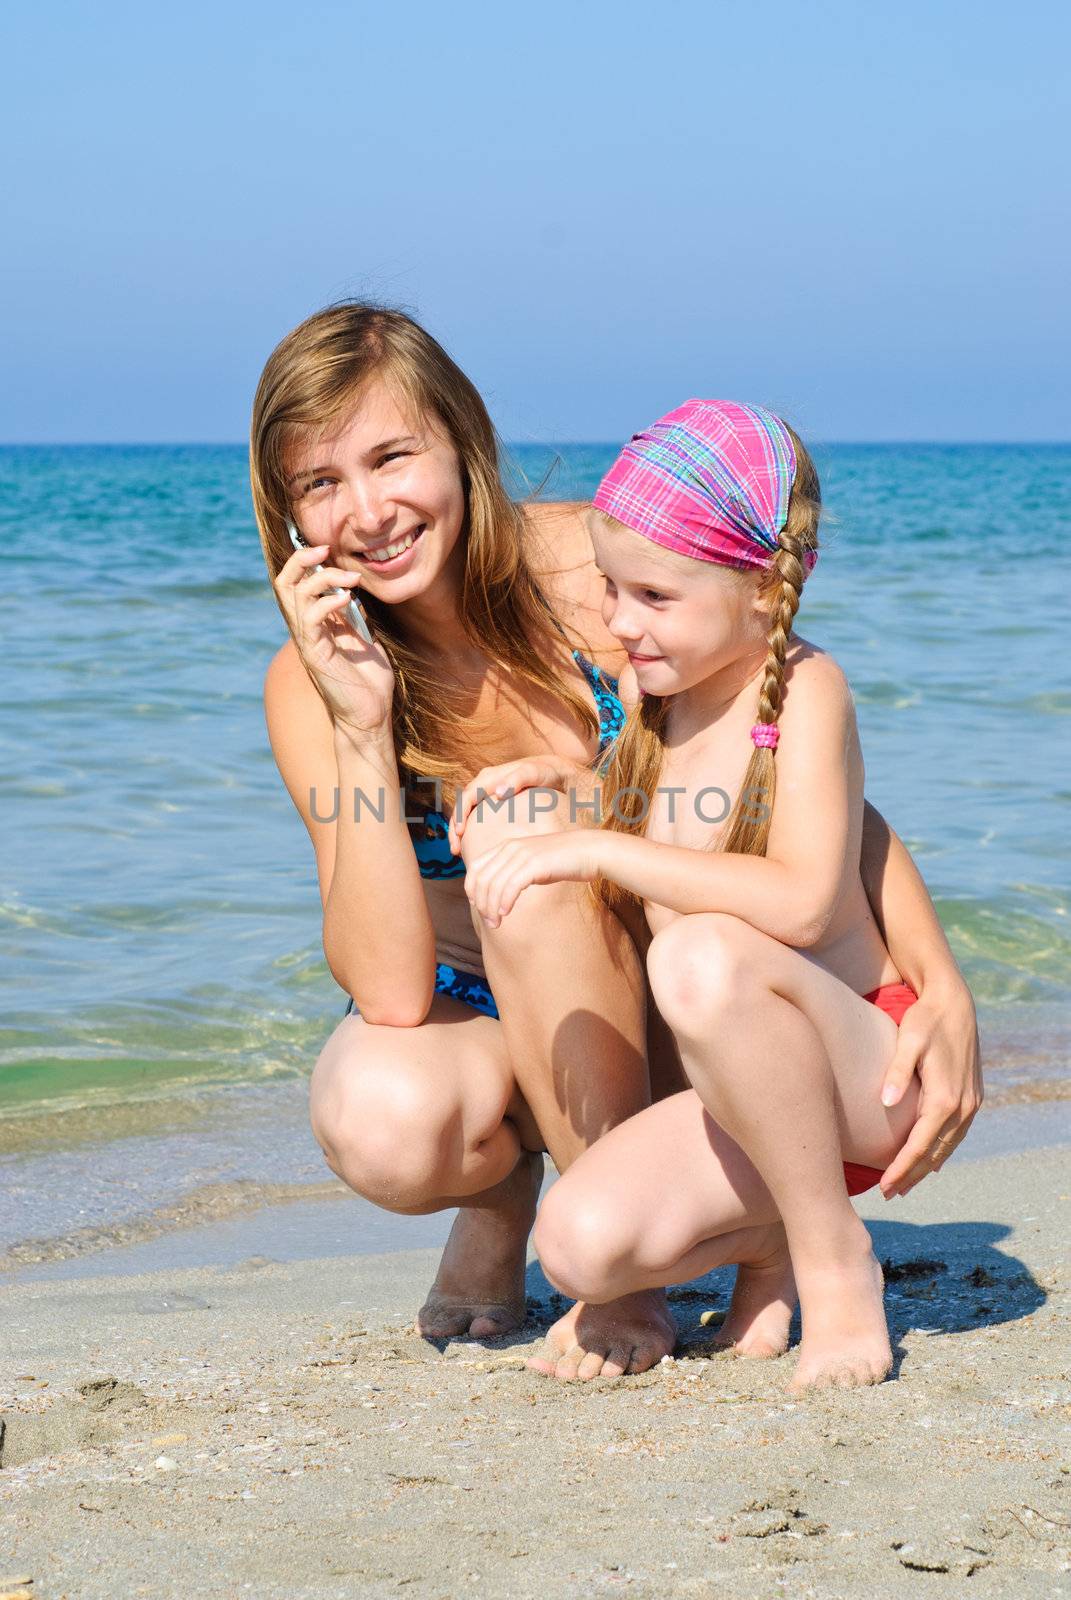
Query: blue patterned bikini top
406 648 626 881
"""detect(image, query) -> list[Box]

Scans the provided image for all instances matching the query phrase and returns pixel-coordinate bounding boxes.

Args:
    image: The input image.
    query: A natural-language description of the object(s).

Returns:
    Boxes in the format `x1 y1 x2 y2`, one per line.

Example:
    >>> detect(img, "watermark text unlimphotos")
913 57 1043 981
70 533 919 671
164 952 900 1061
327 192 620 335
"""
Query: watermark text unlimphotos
308 782 771 828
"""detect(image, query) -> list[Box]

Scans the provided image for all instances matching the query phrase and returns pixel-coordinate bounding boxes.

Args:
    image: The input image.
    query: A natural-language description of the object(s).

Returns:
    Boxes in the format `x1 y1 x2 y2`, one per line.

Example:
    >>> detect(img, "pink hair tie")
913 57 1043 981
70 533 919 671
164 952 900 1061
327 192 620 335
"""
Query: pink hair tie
750 723 780 750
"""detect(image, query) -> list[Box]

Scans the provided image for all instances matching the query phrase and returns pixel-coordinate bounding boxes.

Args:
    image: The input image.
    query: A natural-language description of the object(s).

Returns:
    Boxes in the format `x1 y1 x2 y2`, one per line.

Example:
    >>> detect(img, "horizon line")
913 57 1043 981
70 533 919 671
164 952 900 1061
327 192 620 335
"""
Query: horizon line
2 437 1070 450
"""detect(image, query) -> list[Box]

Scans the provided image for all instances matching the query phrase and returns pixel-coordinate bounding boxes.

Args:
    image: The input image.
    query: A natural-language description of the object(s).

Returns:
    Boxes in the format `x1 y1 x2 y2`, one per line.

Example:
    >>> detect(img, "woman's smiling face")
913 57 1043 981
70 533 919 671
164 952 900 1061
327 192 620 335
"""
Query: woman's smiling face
588 511 770 693
284 378 467 603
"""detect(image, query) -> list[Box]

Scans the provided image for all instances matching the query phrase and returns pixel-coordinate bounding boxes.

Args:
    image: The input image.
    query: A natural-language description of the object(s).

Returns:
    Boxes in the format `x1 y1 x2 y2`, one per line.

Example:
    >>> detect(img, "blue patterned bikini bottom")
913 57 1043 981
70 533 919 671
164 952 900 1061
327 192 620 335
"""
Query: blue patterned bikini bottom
344 961 499 1022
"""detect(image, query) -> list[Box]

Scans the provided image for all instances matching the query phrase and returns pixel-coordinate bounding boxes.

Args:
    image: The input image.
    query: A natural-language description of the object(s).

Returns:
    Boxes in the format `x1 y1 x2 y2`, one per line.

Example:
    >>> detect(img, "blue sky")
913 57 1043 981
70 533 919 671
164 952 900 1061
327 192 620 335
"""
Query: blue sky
4 0 1068 442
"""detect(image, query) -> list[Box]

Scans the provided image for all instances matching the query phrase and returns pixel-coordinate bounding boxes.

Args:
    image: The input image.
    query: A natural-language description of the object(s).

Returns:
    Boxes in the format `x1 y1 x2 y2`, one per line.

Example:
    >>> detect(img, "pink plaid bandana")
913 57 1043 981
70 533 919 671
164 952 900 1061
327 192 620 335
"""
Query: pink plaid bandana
593 399 818 575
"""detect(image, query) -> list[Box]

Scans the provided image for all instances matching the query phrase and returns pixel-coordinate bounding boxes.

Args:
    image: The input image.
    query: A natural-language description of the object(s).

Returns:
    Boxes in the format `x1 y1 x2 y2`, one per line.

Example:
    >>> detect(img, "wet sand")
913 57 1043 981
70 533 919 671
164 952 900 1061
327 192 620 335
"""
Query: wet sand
3 1071 1069 1280
2 1137 1069 1599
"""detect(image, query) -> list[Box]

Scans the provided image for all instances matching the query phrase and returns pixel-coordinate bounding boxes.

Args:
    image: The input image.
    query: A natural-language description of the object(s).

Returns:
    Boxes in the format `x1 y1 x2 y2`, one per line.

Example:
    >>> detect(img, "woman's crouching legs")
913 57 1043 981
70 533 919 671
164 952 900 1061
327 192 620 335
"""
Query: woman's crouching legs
309 995 526 1215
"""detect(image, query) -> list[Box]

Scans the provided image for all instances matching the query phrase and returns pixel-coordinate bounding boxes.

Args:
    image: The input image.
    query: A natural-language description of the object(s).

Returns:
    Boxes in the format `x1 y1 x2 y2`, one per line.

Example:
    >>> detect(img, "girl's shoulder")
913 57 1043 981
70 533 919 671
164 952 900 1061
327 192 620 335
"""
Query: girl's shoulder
777 636 858 753
519 500 627 675
782 635 854 704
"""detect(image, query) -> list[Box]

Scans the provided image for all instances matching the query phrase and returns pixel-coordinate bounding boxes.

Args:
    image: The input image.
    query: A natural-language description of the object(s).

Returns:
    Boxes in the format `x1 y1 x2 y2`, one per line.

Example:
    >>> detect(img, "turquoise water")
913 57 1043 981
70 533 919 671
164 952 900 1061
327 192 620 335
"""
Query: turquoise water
1 443 1068 1117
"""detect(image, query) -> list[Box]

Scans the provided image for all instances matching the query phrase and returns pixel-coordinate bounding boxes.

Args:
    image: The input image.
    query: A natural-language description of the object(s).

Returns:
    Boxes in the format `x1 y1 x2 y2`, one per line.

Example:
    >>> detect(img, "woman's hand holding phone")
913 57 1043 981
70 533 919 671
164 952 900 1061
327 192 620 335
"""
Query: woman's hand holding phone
274 533 396 740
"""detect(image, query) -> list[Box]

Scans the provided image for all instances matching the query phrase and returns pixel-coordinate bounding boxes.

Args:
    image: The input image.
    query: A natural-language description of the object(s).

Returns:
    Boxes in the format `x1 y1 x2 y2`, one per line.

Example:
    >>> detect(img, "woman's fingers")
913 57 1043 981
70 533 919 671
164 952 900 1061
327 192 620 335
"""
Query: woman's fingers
466 843 512 924
274 543 329 588
306 591 353 625
928 1117 972 1171
296 568 363 601
877 992 983 1197
275 546 361 597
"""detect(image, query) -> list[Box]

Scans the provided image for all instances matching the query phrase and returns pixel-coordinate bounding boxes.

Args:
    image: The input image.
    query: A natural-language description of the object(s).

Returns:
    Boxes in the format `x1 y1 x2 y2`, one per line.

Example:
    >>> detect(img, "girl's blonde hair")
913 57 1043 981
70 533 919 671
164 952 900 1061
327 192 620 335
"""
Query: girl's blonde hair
591 422 821 914
250 302 598 801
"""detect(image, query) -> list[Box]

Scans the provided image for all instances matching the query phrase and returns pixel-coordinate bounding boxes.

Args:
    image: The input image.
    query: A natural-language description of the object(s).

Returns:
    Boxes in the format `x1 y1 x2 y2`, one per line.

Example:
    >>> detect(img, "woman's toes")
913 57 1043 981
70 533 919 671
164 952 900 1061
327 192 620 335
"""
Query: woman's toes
415 1304 471 1339
466 1306 522 1339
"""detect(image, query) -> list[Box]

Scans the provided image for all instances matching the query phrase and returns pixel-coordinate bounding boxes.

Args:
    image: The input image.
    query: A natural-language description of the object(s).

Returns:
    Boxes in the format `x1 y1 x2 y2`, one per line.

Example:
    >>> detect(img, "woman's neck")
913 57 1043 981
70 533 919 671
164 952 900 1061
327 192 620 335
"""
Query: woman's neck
392 543 481 664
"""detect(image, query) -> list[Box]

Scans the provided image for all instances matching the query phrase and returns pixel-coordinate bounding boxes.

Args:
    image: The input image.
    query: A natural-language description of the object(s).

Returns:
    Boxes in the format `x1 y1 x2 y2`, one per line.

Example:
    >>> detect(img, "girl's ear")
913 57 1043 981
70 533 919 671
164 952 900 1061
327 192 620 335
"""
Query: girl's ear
746 569 774 620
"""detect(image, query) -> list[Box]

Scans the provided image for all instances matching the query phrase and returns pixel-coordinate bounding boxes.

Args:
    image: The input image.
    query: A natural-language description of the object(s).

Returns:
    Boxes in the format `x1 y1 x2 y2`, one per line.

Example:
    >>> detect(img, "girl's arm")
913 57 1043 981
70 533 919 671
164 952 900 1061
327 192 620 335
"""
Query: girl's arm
466 651 855 945
598 651 856 946
858 802 983 1197
264 642 437 1026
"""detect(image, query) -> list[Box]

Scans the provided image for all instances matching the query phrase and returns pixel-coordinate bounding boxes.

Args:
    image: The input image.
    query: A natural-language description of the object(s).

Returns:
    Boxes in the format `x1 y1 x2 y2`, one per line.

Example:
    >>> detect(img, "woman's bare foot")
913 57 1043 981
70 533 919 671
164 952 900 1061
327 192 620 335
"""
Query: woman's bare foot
789 1225 892 1391
526 1290 677 1380
416 1151 544 1340
711 1221 797 1359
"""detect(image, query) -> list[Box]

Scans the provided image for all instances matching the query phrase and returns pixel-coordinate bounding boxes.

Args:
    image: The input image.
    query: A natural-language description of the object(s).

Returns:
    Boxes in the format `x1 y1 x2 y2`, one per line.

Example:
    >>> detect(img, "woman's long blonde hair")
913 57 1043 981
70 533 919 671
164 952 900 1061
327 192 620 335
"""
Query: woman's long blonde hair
591 422 821 915
250 302 598 802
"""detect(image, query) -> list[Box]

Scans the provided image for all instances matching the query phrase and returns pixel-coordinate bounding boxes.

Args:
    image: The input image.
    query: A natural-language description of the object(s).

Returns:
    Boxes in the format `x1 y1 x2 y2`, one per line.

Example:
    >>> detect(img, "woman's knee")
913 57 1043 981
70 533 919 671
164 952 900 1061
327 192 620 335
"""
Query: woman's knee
309 1032 460 1212
461 786 570 857
646 914 762 1034
463 796 591 954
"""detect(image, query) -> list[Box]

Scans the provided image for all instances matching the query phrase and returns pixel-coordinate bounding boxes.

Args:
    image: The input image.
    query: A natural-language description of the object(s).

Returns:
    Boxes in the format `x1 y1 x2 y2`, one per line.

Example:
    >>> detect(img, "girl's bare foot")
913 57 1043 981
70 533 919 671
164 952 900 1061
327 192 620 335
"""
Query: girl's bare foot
526 1289 677 1380
789 1225 892 1391
416 1151 543 1340
711 1221 797 1359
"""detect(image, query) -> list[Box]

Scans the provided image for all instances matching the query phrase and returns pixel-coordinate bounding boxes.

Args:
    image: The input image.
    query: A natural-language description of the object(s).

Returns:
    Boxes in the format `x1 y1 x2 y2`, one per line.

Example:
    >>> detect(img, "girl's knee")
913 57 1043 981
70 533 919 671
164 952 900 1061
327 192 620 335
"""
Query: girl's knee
646 913 760 1031
533 1181 629 1302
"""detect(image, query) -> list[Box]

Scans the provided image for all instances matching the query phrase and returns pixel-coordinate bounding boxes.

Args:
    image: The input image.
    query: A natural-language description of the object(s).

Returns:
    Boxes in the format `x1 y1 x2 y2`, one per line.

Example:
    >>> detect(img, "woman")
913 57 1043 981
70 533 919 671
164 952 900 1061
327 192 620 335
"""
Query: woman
253 302 981 1380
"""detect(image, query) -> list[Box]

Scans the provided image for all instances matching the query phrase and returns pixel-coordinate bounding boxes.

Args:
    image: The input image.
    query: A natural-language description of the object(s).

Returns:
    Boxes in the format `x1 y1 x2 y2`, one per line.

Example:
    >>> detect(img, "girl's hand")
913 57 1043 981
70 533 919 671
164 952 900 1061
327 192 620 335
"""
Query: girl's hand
465 832 604 927
448 755 590 855
877 981 983 1198
273 543 396 738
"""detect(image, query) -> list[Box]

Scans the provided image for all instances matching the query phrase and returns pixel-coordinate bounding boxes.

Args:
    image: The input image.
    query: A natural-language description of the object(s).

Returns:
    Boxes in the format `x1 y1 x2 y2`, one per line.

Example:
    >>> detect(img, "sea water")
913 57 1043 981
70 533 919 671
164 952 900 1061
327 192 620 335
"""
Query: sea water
1 443 1067 1128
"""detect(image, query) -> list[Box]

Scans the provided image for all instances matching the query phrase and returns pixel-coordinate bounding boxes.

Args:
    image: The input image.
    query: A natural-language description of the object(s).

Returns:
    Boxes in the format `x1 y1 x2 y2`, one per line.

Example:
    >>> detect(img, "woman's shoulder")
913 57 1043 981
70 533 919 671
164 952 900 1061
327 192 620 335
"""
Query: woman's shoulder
265 636 324 709
263 639 333 754
520 499 593 578
519 499 627 674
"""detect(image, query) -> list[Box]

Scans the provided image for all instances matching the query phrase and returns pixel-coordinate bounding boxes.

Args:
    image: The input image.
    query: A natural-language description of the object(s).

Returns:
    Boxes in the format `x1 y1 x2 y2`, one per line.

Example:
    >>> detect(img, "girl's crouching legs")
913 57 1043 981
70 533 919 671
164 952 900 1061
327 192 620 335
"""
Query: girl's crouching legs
645 914 900 1390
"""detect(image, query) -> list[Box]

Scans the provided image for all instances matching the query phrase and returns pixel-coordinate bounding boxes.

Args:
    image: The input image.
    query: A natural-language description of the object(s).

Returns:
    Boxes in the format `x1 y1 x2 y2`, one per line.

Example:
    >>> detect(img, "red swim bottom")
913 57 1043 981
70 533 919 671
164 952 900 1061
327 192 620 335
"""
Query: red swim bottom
842 981 920 1197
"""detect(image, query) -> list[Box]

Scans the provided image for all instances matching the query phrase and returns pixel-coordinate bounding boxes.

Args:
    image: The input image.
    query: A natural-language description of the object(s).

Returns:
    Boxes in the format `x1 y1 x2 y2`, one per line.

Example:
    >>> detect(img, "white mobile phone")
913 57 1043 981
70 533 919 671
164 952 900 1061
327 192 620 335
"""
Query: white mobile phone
286 520 374 645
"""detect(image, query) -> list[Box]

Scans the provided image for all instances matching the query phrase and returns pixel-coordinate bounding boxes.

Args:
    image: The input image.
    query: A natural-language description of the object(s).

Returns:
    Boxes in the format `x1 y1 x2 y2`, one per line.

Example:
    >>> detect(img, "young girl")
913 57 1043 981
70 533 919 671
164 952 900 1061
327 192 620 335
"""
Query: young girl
461 400 971 1389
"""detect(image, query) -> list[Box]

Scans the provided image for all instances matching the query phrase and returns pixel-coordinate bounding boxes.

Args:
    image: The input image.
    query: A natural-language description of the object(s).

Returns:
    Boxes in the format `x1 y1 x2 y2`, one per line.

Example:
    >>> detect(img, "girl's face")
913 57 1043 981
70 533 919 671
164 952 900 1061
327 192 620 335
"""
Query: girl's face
283 378 467 604
588 512 771 694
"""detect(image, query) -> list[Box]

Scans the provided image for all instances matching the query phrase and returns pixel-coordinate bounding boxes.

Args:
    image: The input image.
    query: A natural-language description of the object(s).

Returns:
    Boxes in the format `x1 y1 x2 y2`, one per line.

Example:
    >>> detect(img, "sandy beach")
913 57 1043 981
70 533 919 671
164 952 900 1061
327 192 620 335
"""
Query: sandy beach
2 1128 1069 1599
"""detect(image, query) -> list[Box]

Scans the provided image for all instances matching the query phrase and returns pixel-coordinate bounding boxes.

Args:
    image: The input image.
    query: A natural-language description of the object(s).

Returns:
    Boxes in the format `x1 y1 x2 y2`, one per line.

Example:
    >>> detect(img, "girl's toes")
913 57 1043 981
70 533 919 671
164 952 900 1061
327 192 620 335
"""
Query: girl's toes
600 1345 635 1379
627 1339 665 1375
576 1347 611 1381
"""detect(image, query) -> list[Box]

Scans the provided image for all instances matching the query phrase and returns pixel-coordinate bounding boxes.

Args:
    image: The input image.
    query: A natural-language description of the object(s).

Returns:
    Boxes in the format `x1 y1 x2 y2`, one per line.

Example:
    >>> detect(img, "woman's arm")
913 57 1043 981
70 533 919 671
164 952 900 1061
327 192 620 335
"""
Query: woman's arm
859 802 967 996
264 642 437 1026
859 801 983 1197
